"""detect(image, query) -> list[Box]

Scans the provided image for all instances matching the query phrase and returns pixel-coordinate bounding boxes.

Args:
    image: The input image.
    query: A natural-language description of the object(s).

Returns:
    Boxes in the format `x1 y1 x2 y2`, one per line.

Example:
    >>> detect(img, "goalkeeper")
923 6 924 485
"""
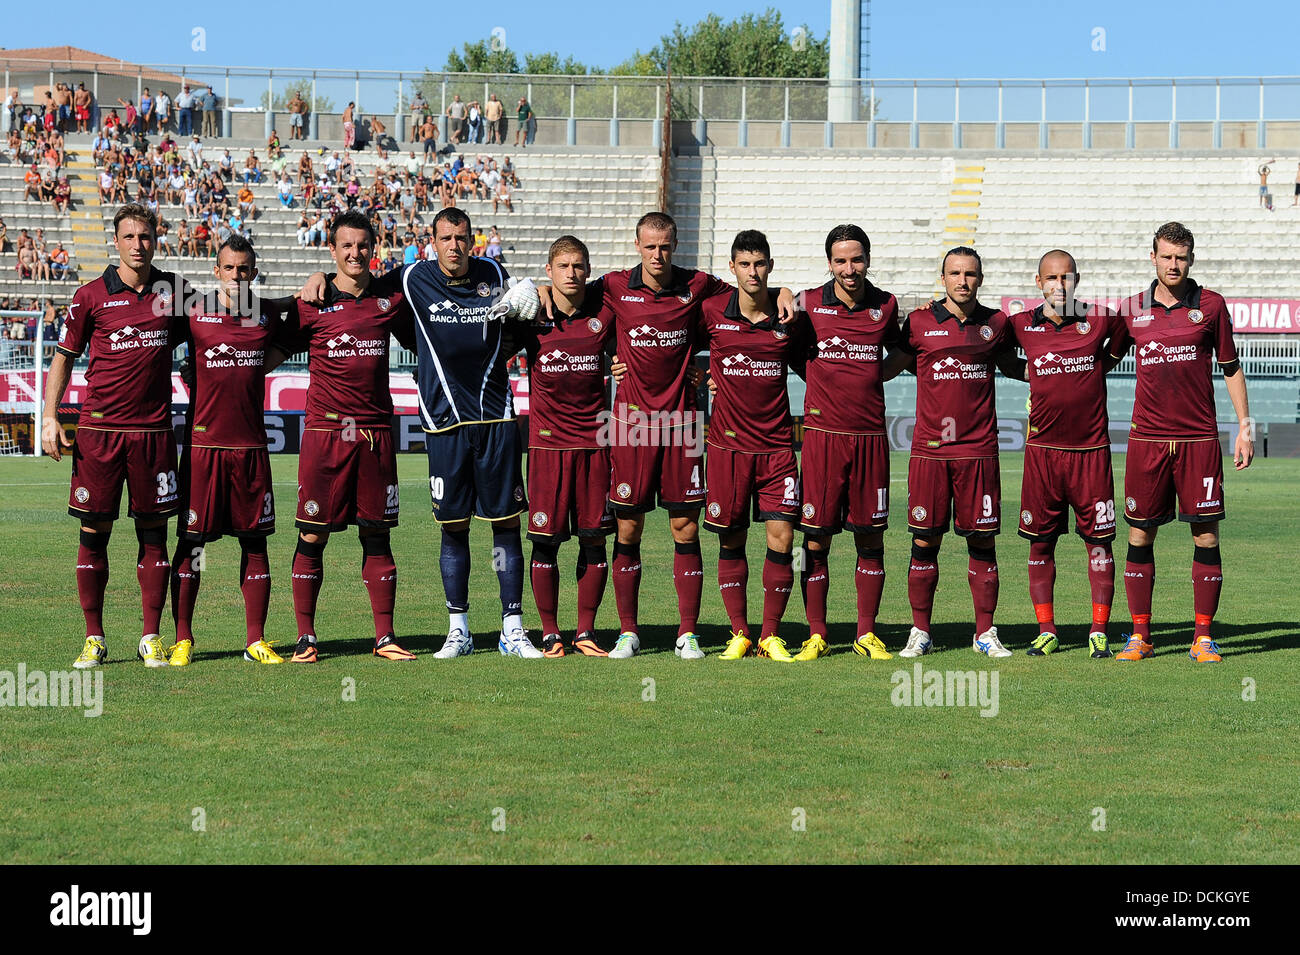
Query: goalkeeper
299 208 542 658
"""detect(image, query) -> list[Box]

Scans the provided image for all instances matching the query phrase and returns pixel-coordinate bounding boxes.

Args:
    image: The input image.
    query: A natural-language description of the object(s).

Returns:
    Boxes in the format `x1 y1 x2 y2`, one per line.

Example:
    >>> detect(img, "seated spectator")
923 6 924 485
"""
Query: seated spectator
23 164 42 201
166 170 185 205
344 175 360 208
492 178 513 214
0 217 7 253
155 220 172 257
242 150 262 184
53 177 71 213
16 244 37 279
237 184 259 220
188 136 204 167
402 234 418 266
5 129 21 164
192 219 212 257
485 225 502 262
219 149 234 180
267 129 281 157
277 174 295 208
110 170 129 204
501 156 518 186
177 218 195 257
325 150 341 182
297 151 313 184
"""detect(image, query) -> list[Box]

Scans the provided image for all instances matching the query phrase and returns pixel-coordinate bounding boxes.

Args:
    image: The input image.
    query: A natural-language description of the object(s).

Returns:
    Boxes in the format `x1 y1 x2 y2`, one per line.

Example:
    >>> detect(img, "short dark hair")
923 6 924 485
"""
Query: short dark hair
433 207 471 235
1036 249 1077 275
635 211 677 244
113 202 157 236
824 224 870 261
548 234 590 265
942 246 982 275
1153 221 1194 253
217 232 256 265
730 229 770 261
328 209 375 246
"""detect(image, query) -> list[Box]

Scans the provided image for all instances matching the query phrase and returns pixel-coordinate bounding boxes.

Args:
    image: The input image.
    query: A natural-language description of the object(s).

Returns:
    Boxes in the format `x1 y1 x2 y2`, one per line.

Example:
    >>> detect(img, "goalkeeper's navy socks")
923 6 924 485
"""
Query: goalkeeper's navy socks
440 527 471 614
493 525 524 618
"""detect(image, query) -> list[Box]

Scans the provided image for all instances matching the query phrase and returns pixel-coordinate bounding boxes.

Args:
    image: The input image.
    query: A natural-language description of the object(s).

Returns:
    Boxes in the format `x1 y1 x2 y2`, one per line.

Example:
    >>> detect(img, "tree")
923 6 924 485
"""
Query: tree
647 9 828 77
522 52 588 76
444 40 520 75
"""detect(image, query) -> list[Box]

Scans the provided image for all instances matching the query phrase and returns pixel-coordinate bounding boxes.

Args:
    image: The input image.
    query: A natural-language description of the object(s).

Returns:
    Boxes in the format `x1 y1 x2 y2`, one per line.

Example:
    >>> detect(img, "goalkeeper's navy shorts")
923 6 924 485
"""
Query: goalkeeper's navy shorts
425 420 527 523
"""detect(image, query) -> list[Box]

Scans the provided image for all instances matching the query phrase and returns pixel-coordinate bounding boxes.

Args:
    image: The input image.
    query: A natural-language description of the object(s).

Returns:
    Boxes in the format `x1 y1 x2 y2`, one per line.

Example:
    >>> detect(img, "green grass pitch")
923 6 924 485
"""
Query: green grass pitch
0 452 1296 864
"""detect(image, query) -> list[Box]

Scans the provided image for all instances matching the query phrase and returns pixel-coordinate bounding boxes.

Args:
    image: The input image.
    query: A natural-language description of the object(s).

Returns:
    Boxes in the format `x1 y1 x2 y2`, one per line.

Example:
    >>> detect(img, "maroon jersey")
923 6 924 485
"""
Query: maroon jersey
273 278 413 429
1009 303 1125 450
184 293 282 449
603 265 729 420
900 301 1013 458
57 265 187 430
702 289 807 453
801 280 900 435
523 287 614 450
1111 281 1237 441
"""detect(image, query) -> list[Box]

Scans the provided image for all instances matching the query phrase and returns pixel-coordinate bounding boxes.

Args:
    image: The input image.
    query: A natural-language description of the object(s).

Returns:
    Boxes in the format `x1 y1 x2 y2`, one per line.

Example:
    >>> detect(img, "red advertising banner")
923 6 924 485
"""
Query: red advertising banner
1000 296 1300 333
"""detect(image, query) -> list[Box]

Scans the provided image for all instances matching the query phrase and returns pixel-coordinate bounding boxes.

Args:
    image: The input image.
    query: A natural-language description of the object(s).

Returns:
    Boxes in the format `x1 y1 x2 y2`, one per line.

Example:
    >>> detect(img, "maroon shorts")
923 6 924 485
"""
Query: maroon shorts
798 429 890 535
68 427 179 522
526 446 614 542
608 423 707 514
297 427 399 532
1123 436 1226 526
1019 445 1116 542
907 454 1000 537
180 445 275 541
704 445 798 533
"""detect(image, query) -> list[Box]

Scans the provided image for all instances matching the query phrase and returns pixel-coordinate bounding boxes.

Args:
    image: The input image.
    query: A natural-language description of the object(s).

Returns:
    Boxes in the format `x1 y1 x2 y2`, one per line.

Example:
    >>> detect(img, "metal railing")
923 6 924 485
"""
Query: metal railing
4 57 1299 149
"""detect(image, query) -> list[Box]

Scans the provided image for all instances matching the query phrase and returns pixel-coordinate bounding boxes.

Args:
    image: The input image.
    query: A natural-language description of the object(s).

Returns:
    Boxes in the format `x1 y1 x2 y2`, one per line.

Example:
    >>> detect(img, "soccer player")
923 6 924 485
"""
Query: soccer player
540 212 793 660
520 236 614 657
42 203 188 669
794 225 901 661
300 208 537 658
1110 222 1253 662
1007 250 1126 658
702 231 807 662
267 211 417 662
892 247 1026 658
168 235 283 666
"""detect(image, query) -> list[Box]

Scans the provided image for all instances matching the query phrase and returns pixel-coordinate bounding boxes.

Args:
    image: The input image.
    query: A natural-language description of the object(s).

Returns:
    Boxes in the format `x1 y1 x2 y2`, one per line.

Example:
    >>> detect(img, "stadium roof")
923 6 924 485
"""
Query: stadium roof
0 46 186 84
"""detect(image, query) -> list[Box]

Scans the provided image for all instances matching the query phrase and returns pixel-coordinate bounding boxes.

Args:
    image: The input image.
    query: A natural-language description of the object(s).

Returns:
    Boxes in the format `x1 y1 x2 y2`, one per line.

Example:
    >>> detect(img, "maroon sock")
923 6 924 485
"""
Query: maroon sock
136 533 170 636
76 530 110 638
717 546 749 636
170 547 201 643
1027 539 1057 635
240 547 271 646
1192 545 1222 639
673 541 703 636
362 546 397 640
1087 540 1115 635
855 547 885 635
1125 543 1154 642
575 544 608 635
611 541 641 634
291 539 325 639
967 542 999 634
761 549 795 638
530 544 560 635
800 545 829 636
908 542 939 631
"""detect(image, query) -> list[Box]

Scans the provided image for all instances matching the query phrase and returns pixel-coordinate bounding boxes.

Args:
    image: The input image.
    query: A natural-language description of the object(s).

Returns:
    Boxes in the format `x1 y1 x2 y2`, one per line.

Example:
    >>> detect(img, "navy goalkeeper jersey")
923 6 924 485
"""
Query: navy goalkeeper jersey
376 257 517 433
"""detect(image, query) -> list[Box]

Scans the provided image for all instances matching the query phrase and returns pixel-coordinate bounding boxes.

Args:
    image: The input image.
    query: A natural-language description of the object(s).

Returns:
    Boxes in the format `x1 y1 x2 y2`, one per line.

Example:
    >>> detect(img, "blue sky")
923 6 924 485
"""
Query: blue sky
3 1 1298 78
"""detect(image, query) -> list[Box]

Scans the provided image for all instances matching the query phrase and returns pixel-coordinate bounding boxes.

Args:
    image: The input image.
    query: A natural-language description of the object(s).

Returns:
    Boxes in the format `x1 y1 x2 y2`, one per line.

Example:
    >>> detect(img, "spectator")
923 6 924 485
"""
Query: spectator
74 83 92 133
267 128 281 158
409 90 427 141
219 148 234 180
188 135 204 167
0 217 6 253
325 150 341 182
156 88 171 132
493 177 513 214
177 218 194 256
446 94 466 143
155 220 173 257
1258 159 1275 208
481 159 501 198
139 88 155 132
116 98 139 134
402 233 418 266
176 84 194 136
403 150 422 183
201 86 219 137
23 163 42 201
501 155 518 186
471 226 487 257
193 218 213 257
237 184 259 220
420 115 438 159
242 149 262 184
55 84 72 133
484 94 504 145
297 150 313 184
485 225 503 262
53 176 71 213
288 90 306 140
98 166 114 203
16 244 37 280
467 100 482 144
514 98 532 147
344 174 360 208
370 115 389 158
342 101 356 150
